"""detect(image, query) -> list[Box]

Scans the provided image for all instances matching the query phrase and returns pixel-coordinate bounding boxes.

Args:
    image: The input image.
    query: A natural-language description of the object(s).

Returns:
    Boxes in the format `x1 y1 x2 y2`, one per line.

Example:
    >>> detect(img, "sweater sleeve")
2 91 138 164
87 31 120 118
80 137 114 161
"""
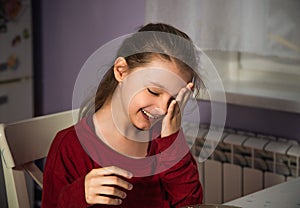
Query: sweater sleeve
42 129 91 208
156 131 203 207
160 152 203 207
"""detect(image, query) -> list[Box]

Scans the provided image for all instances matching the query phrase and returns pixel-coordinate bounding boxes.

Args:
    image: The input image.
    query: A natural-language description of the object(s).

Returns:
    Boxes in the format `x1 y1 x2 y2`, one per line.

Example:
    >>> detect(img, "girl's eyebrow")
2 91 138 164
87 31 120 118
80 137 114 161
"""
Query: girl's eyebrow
148 81 166 89
148 81 179 98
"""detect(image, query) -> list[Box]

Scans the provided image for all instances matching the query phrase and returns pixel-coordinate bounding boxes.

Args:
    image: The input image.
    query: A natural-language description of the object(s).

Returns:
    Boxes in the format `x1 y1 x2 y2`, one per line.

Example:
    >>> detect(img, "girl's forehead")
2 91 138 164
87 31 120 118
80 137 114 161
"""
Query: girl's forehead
146 56 193 82
125 68 187 95
135 57 192 83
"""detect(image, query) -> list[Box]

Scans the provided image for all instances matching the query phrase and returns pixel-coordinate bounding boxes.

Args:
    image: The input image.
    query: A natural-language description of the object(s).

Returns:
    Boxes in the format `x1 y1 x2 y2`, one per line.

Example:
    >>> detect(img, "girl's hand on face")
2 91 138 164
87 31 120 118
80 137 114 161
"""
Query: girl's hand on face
85 166 133 205
161 82 193 137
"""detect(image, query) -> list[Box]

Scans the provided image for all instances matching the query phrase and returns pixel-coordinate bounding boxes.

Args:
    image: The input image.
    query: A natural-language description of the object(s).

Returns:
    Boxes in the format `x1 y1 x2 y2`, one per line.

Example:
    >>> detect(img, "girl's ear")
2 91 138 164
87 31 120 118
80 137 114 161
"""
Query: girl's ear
113 57 129 82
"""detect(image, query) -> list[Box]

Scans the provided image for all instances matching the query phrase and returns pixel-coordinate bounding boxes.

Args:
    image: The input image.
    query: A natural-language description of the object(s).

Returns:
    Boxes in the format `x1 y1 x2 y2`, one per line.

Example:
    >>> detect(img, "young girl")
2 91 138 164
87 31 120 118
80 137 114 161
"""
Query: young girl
42 23 203 207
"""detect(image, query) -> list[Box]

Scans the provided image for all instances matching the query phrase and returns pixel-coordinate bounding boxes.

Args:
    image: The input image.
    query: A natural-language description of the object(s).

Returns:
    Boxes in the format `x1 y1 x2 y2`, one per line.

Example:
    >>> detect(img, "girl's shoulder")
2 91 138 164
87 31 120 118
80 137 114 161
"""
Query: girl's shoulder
47 125 80 160
53 123 79 145
48 117 91 156
44 118 97 177
54 116 93 142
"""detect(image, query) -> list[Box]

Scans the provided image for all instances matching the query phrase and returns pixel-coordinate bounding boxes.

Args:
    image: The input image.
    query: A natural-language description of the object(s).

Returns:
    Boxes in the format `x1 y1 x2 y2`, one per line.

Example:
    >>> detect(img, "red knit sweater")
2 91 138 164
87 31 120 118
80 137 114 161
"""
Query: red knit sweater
42 116 203 208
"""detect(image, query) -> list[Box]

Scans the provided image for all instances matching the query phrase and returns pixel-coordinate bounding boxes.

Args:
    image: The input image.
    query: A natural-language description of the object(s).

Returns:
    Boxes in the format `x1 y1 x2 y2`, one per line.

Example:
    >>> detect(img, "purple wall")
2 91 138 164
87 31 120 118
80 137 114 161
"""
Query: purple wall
41 0 146 114
198 101 300 141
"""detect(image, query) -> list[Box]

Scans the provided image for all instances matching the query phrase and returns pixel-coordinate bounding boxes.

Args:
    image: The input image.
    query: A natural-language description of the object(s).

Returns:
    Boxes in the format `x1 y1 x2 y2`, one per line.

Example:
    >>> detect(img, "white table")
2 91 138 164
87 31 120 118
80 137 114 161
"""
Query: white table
224 177 300 208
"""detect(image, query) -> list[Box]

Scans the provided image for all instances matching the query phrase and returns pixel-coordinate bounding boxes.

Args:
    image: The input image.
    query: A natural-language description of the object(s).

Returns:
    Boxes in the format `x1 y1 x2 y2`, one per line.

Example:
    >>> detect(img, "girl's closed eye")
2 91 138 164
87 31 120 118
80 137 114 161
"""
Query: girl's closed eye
147 88 160 96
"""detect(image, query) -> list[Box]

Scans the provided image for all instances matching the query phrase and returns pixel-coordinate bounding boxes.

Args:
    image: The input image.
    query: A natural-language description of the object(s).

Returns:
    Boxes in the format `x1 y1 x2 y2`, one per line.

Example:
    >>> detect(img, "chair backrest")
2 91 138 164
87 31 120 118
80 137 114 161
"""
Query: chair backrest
0 110 77 208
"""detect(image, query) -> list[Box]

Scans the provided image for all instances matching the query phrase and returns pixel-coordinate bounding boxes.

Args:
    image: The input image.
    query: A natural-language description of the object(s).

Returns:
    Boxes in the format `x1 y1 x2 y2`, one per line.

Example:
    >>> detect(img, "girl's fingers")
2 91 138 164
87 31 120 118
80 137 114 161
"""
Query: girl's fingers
95 175 133 191
175 87 187 104
88 167 133 191
89 194 123 205
85 166 133 205
87 186 126 204
165 82 193 119
91 166 133 179
161 100 178 137
175 83 193 111
96 186 127 199
187 82 194 90
160 82 193 137
166 100 177 118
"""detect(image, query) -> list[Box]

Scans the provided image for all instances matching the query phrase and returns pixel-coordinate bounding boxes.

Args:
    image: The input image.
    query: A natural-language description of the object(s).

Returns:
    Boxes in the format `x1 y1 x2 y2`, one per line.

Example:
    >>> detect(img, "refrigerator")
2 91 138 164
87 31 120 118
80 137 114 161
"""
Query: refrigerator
0 0 34 207
0 0 33 123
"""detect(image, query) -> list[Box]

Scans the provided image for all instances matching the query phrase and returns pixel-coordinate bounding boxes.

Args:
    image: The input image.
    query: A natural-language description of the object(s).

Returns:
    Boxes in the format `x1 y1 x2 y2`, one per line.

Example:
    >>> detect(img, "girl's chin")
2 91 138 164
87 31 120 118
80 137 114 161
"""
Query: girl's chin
133 120 162 132
131 113 162 131
133 123 151 131
132 114 152 130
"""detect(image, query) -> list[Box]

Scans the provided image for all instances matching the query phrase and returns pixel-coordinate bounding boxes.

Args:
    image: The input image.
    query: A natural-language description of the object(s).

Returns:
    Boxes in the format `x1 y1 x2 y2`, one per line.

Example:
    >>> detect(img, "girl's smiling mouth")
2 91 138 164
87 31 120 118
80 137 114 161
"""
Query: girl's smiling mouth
141 109 163 120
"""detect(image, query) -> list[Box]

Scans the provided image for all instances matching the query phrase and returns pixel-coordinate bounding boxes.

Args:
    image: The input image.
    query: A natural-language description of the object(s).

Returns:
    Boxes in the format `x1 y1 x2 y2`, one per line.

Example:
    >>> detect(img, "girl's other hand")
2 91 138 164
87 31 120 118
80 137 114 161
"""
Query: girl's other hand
161 82 193 137
85 166 133 205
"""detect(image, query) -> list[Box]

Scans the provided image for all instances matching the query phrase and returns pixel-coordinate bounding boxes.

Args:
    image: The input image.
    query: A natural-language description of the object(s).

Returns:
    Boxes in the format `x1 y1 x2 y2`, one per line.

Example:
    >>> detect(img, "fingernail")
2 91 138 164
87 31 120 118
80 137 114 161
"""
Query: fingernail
117 199 122 204
129 184 133 190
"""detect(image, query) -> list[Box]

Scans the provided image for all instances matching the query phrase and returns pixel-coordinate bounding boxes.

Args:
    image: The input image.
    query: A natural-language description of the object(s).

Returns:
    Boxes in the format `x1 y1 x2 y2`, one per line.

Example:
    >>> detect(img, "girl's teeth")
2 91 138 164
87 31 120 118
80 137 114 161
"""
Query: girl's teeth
142 109 156 119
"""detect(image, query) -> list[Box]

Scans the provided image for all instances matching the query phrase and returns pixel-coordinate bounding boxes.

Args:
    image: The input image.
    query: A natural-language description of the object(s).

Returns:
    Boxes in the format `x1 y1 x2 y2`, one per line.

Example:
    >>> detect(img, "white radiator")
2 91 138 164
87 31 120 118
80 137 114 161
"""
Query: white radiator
184 123 300 204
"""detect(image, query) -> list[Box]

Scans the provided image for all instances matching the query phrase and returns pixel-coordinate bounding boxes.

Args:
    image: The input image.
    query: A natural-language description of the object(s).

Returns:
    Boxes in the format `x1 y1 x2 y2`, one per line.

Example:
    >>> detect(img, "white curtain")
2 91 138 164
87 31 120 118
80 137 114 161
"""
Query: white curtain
145 0 300 60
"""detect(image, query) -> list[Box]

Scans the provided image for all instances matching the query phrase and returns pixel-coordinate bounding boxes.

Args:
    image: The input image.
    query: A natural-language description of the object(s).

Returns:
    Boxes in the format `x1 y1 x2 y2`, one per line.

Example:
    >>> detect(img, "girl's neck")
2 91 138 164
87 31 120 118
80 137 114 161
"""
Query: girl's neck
93 102 149 158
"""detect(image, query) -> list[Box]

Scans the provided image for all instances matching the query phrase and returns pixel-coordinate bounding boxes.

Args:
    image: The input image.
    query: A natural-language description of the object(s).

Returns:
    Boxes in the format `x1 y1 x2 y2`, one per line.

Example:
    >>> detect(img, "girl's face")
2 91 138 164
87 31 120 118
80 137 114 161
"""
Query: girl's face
124 58 192 131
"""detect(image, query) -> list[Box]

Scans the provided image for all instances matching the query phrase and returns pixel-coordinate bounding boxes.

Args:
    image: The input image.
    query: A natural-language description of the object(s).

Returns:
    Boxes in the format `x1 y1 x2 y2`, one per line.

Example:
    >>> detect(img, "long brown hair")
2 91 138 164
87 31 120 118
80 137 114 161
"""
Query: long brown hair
79 23 202 119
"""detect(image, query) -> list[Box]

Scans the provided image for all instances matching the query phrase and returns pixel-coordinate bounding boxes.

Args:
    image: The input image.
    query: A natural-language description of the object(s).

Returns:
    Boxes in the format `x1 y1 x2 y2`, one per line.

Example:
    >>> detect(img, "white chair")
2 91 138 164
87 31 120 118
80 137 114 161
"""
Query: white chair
0 110 77 208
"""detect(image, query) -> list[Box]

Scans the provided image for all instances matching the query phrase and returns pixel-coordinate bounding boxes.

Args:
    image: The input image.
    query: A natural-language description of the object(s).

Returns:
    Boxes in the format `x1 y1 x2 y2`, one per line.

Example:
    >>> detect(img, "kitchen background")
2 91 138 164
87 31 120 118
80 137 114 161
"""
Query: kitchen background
1 0 299 207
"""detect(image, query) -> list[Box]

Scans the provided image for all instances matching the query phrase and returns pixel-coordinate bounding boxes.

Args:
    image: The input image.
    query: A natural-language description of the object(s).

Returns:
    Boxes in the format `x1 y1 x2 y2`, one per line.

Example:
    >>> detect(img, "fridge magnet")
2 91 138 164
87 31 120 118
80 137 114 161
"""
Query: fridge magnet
1 0 22 21
0 62 8 72
0 3 7 33
7 54 19 70
11 34 21 46
0 95 8 105
0 23 6 33
23 28 29 39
